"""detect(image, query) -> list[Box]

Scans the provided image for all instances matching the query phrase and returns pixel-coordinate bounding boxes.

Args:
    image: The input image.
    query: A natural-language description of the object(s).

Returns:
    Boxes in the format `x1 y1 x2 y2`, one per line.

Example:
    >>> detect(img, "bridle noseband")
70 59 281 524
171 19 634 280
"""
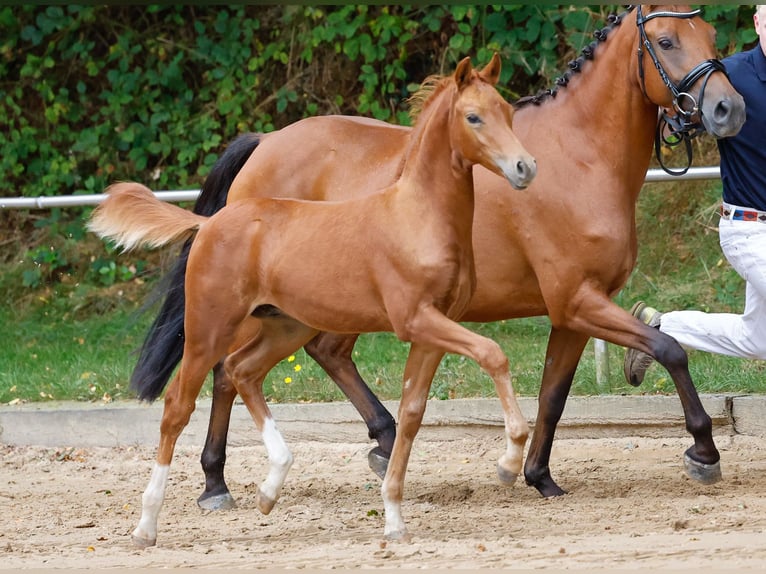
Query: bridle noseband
635 5 728 175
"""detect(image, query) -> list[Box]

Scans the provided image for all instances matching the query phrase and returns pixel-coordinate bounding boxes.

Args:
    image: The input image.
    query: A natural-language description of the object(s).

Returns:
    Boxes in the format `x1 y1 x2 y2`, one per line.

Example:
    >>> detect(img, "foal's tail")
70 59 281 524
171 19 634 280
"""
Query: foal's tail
128 133 261 401
88 182 207 251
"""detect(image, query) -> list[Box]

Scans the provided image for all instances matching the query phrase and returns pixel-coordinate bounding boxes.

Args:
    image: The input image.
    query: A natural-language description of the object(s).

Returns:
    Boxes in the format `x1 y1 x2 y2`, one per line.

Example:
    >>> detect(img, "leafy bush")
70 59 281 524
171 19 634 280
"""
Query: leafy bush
0 4 759 297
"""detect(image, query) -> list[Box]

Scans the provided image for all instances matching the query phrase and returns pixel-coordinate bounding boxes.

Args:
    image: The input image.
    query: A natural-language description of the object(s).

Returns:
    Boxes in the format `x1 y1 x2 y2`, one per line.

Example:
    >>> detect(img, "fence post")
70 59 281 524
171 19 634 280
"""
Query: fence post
594 338 610 389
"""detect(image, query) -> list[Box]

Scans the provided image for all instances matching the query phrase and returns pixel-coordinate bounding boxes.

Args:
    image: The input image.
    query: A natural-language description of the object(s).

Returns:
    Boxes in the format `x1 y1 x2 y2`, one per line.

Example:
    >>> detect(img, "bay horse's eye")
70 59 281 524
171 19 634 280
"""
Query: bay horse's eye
658 37 674 50
466 113 482 125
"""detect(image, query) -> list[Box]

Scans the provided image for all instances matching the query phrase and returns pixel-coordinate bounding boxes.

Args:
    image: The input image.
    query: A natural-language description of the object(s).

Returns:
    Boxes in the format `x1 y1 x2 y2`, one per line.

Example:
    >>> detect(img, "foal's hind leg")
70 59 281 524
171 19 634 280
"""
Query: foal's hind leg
224 317 319 515
132 344 228 547
305 332 397 479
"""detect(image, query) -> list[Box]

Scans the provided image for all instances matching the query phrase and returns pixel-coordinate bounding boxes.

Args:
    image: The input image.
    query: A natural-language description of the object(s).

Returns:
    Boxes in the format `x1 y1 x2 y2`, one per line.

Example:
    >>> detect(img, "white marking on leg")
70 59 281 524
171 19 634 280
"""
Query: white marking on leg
496 378 529 481
382 477 406 539
260 417 293 503
132 463 170 546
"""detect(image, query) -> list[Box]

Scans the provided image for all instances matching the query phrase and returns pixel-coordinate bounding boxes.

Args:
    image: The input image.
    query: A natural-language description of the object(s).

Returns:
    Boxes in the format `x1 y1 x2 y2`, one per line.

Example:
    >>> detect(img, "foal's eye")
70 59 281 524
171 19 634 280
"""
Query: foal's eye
658 37 674 50
466 113 482 125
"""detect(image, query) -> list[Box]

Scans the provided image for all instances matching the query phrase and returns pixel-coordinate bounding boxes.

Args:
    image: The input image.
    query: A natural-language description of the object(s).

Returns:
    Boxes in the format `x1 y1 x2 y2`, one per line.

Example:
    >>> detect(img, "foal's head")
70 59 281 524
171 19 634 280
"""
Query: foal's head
450 55 537 190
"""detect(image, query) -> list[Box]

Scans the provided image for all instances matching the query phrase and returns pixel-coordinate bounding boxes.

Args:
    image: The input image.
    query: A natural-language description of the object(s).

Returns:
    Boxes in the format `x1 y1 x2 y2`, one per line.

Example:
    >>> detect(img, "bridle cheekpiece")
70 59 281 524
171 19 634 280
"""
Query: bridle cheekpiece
635 5 728 175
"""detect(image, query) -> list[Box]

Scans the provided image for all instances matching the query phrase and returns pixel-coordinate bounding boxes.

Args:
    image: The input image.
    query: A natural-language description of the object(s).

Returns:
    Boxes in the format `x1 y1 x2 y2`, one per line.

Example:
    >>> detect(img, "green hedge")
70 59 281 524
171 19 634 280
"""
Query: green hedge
3 4 757 199
0 4 757 288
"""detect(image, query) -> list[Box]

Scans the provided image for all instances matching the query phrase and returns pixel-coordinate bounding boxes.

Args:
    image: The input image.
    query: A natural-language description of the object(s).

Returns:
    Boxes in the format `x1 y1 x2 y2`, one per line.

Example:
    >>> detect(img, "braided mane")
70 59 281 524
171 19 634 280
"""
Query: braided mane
515 6 634 109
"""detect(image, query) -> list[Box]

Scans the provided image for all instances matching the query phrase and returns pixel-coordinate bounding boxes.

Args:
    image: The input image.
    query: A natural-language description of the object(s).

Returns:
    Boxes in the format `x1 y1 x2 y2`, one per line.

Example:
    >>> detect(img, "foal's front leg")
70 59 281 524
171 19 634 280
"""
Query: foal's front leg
382 344 444 540
401 307 530 485
382 307 530 540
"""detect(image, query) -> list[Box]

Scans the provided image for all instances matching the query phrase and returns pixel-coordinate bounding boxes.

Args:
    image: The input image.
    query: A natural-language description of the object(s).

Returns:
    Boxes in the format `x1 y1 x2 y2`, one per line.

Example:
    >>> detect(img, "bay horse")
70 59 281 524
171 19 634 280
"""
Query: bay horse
90 55 536 546
129 5 746 510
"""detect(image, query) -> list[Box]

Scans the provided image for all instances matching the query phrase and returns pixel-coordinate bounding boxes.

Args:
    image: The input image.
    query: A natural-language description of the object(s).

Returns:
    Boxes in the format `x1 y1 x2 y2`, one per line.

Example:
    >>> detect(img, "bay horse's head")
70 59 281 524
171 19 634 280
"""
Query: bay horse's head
451 54 537 190
634 4 746 139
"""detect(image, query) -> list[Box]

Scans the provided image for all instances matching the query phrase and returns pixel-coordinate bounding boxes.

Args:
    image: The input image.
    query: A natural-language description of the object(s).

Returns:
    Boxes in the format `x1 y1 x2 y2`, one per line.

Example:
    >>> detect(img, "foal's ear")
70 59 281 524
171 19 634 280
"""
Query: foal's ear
478 53 501 86
454 56 474 89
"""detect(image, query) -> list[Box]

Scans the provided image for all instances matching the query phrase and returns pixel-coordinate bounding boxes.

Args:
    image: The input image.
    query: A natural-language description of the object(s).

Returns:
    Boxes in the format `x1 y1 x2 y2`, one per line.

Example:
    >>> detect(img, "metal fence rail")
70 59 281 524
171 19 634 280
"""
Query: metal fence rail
0 166 721 210
2 164 724 387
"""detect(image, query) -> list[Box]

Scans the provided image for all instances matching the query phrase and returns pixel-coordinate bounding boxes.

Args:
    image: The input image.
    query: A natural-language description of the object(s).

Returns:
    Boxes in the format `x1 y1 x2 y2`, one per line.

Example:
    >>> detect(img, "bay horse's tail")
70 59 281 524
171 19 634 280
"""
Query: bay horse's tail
128 133 261 401
89 182 206 251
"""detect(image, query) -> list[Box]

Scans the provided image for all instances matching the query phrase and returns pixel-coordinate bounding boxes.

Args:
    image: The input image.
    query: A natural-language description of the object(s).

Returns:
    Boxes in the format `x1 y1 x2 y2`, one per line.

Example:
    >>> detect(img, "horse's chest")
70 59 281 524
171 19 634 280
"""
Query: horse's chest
415 247 476 310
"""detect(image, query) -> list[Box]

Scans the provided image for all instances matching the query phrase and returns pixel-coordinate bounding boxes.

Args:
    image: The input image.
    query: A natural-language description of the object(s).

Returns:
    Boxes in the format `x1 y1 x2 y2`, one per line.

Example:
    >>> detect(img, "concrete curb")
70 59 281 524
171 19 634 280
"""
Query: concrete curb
1 394 764 448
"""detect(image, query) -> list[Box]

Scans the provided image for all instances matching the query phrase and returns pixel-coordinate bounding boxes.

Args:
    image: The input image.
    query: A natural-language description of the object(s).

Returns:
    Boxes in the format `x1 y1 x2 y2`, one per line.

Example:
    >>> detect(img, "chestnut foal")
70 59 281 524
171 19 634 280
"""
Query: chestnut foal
89 55 536 545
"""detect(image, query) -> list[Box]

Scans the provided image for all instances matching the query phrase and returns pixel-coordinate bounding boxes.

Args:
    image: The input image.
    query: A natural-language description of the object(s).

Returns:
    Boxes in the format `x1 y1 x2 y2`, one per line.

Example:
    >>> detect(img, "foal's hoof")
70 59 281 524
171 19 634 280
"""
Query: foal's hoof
684 452 722 485
131 533 156 549
384 529 412 543
368 447 390 480
256 490 277 515
197 492 237 511
496 464 519 486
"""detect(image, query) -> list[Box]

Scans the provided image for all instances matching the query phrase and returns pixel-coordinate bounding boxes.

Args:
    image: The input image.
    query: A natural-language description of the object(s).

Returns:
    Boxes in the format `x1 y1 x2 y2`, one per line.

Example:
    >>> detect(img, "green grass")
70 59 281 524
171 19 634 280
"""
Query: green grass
3 162 766 404
0 292 654 405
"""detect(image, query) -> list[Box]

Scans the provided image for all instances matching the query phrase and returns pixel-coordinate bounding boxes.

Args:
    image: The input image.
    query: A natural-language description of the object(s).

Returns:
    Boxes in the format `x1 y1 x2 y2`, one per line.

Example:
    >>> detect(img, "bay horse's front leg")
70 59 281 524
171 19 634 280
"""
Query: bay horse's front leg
523 327 589 498
304 332 397 479
197 360 238 511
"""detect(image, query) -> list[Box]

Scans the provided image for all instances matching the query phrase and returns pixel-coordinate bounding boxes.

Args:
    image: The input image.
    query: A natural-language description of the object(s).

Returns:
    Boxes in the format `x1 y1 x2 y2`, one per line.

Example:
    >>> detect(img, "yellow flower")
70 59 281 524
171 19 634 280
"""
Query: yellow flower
284 376 292 384
287 355 296 362
293 364 302 372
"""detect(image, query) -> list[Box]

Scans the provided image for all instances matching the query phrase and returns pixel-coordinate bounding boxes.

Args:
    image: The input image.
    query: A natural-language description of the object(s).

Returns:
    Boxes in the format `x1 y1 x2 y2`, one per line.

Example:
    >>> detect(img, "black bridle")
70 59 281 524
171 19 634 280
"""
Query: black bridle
635 5 728 175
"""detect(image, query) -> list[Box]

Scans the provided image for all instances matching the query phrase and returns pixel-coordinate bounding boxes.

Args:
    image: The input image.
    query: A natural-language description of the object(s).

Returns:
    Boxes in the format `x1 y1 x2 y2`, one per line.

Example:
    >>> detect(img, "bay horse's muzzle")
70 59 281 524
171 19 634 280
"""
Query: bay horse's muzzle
700 89 745 139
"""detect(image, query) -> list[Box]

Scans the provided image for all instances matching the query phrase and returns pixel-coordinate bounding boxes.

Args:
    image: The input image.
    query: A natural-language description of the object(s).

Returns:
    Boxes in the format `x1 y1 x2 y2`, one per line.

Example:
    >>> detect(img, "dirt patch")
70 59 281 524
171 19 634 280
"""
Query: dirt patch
3 433 766 569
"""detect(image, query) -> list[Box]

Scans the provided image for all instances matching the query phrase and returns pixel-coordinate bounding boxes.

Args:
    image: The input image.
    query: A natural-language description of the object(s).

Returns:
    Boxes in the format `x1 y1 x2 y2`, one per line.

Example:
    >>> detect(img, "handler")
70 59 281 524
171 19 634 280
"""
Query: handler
624 4 766 385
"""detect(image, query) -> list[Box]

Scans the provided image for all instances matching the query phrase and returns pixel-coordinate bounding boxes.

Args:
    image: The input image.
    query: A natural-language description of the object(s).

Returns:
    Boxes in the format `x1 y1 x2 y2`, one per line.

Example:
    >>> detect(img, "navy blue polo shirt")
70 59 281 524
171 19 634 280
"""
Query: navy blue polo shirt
717 46 766 211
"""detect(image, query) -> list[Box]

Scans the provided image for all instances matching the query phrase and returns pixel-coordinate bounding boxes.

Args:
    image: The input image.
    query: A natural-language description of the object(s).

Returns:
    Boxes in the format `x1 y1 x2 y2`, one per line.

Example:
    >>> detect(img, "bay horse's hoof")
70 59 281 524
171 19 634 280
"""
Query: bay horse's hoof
131 533 156 549
256 489 277 515
496 464 519 486
368 447 390 480
684 452 722 485
197 492 237 511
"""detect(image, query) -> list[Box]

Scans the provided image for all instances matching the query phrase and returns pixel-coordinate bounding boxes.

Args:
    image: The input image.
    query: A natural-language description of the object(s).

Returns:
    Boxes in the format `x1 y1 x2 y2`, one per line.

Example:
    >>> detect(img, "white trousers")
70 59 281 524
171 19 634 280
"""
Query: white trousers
659 212 766 360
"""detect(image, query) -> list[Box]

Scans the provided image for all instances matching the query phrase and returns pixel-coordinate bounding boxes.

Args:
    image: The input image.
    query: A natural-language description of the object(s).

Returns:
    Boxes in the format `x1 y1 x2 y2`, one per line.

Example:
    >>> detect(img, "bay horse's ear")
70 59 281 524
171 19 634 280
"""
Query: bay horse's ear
454 56 474 90
478 53 501 86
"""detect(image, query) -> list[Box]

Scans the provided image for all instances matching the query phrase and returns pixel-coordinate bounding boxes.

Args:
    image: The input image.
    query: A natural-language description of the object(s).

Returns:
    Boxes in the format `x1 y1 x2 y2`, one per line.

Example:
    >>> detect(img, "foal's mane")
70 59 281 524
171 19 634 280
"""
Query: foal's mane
515 6 634 108
407 74 452 124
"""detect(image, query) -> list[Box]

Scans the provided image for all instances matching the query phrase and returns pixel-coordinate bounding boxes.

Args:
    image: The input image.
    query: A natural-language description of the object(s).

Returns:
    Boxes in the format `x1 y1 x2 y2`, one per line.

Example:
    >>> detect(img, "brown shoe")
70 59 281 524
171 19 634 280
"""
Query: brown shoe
623 301 663 387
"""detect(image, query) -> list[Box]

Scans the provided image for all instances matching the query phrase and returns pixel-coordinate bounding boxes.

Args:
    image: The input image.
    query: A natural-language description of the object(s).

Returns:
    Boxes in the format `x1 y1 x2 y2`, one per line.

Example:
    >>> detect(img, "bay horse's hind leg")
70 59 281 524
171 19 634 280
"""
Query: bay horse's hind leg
224 316 319 515
523 326 589 498
198 317 273 511
304 332 397 479
197 360 238 511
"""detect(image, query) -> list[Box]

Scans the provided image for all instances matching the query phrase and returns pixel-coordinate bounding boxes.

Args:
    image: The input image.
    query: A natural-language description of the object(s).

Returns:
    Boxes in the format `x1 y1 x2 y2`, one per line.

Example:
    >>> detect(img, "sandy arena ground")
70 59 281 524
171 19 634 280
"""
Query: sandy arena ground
3 432 766 569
